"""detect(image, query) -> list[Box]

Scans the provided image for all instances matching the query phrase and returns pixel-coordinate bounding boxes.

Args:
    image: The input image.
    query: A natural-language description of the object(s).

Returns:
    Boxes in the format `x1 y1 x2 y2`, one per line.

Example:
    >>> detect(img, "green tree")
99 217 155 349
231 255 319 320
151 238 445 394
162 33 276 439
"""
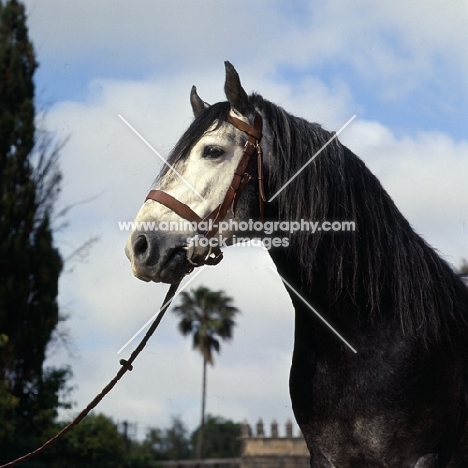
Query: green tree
173 287 239 459
0 0 69 461
190 415 242 459
0 334 18 439
163 415 192 460
140 427 166 461
40 413 126 468
134 416 191 463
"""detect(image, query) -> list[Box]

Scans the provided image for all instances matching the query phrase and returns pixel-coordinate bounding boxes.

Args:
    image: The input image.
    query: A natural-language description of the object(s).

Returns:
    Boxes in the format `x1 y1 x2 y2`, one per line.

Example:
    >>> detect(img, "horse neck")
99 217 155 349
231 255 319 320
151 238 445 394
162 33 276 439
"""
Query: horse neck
269 247 351 356
264 172 392 354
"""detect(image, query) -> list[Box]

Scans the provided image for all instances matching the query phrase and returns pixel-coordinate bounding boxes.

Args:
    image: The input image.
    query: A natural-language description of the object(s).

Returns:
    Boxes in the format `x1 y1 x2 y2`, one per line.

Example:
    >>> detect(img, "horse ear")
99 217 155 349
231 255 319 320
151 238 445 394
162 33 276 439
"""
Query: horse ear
190 86 210 117
224 61 250 115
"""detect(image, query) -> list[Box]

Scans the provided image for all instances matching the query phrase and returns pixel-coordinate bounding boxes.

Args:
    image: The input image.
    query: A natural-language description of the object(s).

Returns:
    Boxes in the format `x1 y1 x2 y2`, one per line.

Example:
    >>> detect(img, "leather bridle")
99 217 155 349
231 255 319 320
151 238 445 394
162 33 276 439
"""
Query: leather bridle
145 111 265 267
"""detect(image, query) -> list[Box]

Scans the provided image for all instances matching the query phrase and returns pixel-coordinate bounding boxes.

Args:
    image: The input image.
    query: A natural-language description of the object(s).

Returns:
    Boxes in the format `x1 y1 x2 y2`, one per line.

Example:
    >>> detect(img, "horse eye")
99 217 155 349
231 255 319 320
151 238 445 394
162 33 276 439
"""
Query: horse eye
203 146 225 159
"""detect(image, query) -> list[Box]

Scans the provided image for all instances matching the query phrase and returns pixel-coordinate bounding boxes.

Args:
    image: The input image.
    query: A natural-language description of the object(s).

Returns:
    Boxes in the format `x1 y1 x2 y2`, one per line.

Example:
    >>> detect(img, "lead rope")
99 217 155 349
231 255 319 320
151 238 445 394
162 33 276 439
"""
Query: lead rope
0 282 181 468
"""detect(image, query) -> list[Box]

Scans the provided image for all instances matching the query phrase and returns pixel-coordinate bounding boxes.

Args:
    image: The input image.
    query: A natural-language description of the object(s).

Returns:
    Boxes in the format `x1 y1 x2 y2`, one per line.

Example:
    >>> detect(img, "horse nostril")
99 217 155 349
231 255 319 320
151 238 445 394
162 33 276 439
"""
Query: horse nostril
132 233 160 266
134 235 148 258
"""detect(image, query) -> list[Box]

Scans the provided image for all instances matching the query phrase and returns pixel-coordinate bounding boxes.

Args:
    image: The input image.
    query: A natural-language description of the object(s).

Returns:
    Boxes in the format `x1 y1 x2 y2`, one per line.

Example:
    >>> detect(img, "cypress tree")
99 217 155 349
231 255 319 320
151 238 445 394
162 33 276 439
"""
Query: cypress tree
0 0 69 460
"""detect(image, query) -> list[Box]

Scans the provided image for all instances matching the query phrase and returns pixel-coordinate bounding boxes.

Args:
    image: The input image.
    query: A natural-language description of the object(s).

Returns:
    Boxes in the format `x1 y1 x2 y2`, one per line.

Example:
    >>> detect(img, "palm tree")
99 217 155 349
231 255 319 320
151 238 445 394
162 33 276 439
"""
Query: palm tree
173 286 239 459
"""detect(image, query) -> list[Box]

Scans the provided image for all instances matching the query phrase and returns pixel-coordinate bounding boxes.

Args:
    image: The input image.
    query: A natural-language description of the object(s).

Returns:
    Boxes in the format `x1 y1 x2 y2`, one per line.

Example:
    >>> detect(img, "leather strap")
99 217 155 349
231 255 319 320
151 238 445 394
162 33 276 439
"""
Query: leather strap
145 190 224 265
146 190 203 224
227 114 263 142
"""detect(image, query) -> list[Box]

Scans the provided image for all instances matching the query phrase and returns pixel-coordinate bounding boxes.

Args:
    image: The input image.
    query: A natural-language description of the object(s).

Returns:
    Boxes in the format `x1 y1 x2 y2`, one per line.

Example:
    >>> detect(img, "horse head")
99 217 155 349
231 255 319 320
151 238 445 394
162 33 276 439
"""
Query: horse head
125 62 266 284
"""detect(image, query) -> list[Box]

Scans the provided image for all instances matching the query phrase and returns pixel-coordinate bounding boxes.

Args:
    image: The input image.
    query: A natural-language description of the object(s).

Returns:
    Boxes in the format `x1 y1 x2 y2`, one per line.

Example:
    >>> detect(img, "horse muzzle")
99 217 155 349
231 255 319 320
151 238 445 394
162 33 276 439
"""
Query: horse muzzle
125 231 205 284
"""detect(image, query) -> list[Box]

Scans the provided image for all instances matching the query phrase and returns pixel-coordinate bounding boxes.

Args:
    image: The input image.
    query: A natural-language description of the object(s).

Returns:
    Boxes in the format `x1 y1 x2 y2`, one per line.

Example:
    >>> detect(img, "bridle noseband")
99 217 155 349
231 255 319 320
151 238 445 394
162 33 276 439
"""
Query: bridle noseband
145 111 265 267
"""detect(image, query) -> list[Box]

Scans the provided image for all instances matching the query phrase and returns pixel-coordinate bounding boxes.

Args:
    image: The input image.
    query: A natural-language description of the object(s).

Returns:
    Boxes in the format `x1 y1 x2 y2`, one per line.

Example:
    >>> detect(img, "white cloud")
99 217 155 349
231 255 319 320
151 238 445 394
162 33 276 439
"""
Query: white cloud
342 122 468 264
25 0 467 103
25 0 275 74
271 0 468 97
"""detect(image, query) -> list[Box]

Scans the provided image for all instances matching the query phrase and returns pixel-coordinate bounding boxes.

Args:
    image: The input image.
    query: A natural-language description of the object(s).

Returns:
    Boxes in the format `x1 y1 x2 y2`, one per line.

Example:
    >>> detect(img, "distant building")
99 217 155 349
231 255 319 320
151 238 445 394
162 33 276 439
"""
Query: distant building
158 419 309 468
240 419 309 468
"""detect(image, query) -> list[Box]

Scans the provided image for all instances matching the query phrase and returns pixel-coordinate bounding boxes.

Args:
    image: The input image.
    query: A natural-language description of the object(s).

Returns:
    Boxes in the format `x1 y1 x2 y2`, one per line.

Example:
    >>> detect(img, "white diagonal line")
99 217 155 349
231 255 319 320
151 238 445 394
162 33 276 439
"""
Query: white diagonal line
118 114 206 202
268 115 356 203
269 266 357 353
117 266 207 354
320 448 338 468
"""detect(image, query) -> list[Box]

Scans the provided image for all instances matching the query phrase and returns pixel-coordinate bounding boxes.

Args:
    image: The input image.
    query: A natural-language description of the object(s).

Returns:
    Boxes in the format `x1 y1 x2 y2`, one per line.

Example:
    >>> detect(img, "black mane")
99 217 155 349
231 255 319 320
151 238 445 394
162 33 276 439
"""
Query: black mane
249 93 468 345
162 92 468 345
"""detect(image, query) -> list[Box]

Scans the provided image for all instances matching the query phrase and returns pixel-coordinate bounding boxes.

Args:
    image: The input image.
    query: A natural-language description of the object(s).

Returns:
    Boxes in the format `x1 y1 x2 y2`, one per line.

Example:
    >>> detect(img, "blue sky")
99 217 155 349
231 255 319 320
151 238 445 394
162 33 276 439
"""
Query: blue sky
30 0 468 144
22 0 468 439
